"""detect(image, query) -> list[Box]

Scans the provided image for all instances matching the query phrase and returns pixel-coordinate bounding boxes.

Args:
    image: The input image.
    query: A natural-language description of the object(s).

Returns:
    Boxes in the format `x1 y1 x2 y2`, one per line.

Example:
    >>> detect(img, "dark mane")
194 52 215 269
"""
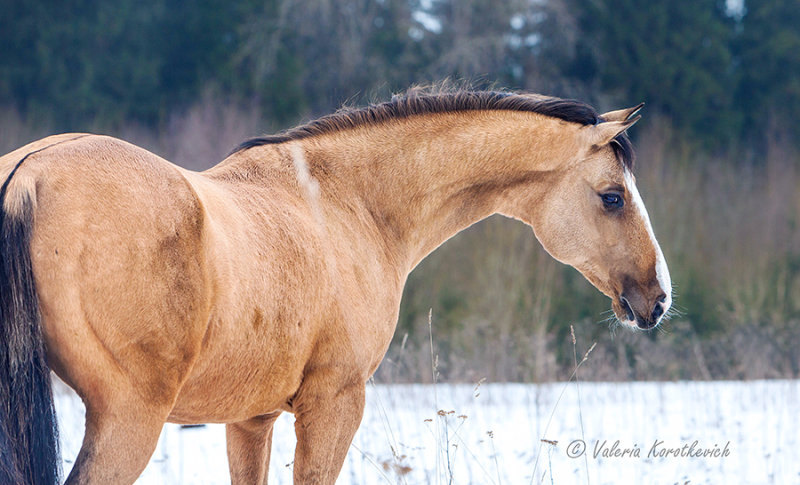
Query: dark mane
233 87 635 169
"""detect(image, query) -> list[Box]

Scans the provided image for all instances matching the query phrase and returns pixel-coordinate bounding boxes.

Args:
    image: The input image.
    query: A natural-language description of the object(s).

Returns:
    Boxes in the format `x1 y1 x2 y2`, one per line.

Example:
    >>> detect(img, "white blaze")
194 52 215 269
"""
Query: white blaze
624 168 672 312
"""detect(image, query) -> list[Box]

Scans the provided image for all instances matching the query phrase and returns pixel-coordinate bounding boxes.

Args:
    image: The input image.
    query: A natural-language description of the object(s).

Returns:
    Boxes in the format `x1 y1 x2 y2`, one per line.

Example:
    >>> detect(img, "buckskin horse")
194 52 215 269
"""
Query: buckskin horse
0 87 671 484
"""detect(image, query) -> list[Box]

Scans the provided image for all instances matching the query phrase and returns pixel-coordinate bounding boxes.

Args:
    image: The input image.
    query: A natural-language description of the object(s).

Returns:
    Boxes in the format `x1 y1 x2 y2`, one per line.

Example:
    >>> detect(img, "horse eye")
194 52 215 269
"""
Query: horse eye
601 193 624 209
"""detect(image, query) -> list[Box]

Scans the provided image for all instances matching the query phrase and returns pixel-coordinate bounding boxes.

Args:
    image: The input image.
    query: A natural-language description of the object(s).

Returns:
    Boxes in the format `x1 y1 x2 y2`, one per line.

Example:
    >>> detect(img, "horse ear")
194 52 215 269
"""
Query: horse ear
587 116 641 147
600 102 645 122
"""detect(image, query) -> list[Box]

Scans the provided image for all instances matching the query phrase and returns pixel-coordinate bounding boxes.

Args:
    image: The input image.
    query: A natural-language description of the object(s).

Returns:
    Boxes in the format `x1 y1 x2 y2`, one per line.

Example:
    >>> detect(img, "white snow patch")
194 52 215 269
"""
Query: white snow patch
55 379 800 484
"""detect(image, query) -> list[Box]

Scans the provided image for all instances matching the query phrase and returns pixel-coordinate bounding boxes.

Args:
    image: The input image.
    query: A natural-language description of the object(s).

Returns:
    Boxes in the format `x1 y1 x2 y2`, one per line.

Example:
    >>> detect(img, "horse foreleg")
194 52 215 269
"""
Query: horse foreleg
292 381 366 484
226 412 281 484
64 398 170 485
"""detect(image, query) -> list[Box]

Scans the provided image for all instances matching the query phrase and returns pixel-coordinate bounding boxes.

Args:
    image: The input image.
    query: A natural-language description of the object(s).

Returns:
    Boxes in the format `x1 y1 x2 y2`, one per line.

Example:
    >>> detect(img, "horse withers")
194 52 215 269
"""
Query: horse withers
0 88 671 484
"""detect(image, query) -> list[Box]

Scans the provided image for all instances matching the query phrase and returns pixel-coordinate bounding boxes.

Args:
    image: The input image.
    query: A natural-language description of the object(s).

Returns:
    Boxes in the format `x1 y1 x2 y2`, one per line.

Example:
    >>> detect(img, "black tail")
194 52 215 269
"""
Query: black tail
0 162 61 484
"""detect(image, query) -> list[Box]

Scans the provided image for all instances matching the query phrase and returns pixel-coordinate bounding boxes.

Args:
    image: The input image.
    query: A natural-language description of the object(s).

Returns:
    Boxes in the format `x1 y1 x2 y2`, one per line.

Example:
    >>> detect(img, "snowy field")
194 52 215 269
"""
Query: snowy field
55 379 799 484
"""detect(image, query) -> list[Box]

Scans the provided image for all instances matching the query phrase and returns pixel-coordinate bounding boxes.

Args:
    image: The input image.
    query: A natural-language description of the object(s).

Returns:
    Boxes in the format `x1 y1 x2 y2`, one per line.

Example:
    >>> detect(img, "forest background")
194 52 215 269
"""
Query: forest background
2 0 798 382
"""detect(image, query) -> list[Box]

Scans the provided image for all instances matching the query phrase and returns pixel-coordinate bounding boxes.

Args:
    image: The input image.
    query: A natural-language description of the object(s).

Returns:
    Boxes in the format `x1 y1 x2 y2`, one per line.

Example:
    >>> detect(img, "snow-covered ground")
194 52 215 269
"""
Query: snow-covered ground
55 379 799 484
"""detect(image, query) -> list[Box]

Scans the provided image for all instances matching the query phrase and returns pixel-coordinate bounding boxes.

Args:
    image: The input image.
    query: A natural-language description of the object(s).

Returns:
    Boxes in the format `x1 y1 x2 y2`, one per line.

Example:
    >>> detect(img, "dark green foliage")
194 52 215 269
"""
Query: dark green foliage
0 0 244 129
563 0 741 148
734 0 800 144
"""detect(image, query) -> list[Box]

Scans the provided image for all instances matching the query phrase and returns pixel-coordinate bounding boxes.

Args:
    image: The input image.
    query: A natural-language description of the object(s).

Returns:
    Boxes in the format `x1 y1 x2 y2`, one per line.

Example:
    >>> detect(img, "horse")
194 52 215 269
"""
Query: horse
0 87 671 484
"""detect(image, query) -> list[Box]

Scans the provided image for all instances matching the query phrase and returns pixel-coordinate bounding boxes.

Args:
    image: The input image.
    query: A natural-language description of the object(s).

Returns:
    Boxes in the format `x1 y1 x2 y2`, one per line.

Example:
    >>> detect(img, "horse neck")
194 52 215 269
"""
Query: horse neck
295 111 579 274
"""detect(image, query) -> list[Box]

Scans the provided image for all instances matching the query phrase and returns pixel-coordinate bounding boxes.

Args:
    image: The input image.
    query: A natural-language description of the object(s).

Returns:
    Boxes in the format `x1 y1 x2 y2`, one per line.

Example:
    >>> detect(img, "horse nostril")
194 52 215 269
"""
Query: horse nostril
651 301 664 322
620 297 635 322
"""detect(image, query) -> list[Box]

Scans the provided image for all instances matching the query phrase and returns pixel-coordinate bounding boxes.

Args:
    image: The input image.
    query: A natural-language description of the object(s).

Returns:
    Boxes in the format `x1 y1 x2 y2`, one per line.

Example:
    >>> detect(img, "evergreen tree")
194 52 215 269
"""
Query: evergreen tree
735 0 800 144
0 0 245 128
566 0 739 147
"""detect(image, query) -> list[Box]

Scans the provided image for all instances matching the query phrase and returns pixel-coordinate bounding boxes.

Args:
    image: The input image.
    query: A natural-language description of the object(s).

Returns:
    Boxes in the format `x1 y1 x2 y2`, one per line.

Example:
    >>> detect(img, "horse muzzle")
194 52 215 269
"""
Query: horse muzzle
614 291 668 330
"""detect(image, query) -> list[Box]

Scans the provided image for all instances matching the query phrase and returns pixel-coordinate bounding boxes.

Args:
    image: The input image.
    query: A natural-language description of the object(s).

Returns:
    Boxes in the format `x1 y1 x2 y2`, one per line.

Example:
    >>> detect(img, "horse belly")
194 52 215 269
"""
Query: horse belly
167 317 312 423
